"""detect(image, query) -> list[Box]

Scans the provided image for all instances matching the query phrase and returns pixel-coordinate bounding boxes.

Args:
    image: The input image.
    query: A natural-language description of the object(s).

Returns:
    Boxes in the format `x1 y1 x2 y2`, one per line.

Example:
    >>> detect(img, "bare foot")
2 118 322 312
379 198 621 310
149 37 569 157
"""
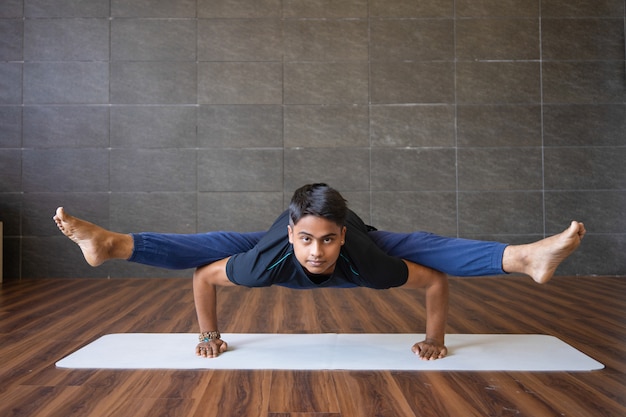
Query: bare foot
53 207 132 266
503 221 586 284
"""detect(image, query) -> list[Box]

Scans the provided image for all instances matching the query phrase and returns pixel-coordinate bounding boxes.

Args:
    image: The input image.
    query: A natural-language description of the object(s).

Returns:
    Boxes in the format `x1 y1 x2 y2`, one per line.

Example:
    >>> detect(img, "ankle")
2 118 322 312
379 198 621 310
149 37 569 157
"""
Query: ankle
109 233 134 260
501 245 528 275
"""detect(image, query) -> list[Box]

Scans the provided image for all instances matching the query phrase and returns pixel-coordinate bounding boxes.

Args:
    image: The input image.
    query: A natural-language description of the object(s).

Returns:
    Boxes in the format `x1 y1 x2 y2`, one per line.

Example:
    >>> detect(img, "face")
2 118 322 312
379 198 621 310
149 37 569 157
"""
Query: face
288 215 346 276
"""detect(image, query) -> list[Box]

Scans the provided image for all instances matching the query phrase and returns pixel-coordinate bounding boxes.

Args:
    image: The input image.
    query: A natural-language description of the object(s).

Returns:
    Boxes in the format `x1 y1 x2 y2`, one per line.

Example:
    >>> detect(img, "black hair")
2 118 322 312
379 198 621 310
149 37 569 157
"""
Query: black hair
288 183 348 227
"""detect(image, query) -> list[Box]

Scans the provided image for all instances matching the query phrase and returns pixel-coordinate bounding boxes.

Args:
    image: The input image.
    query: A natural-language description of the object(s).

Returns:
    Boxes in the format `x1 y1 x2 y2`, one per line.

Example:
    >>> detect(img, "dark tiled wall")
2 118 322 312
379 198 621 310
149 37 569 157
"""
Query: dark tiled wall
1 0 624 279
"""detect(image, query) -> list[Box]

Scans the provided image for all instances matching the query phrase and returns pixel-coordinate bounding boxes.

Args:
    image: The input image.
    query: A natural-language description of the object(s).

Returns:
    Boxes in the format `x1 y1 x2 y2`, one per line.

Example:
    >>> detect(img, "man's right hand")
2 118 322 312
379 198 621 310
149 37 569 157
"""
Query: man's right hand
196 338 228 358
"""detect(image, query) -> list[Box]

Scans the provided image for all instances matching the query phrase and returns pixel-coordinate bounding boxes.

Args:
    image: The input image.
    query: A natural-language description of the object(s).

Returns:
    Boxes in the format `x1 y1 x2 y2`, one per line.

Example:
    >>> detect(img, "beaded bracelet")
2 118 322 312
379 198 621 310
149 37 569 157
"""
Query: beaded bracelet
198 330 221 343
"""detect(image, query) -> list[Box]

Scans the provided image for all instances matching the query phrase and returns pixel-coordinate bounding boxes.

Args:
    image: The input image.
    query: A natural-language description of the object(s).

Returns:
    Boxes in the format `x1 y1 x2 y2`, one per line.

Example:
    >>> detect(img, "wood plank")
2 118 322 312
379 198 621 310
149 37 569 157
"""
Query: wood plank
192 370 272 417
269 371 340 414
514 372 626 417
268 414 341 417
333 371 417 417
0 385 83 417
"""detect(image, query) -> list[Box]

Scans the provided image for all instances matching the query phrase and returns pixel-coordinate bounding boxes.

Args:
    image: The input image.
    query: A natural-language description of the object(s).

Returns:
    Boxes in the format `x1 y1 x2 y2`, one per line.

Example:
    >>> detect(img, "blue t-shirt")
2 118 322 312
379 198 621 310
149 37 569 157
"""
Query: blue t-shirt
225 210 408 289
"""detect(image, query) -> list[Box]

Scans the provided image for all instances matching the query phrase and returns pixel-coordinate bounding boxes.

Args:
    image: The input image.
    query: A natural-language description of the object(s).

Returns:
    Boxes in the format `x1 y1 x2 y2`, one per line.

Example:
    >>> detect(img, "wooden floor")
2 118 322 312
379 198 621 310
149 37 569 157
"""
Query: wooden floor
1 276 624 417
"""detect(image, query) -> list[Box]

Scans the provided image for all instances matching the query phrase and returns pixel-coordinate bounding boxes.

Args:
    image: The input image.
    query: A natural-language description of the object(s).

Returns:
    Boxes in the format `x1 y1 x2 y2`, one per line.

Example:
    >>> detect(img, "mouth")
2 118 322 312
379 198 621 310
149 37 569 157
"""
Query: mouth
307 260 324 267
304 259 336 275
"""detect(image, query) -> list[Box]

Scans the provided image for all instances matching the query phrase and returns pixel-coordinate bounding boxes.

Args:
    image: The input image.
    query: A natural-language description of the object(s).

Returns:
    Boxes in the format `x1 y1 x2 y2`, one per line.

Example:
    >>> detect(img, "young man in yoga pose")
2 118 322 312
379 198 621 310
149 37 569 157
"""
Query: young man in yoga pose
53 183 586 361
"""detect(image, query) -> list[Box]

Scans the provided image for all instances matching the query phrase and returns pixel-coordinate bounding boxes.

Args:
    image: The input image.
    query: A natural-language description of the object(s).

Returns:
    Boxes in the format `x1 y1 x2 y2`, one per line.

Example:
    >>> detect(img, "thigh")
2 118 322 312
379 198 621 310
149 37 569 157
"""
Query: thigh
129 231 265 269
368 230 506 277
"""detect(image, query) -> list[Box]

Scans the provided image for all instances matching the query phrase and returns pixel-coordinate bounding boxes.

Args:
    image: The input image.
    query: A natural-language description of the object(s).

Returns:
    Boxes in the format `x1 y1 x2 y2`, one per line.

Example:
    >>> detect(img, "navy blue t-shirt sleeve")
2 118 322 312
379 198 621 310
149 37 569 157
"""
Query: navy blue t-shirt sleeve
225 211 294 287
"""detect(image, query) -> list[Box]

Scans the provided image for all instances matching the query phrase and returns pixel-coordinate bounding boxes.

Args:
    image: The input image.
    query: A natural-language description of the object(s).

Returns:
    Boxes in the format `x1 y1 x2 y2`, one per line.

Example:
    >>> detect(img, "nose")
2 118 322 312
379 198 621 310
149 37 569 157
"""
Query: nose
310 241 323 258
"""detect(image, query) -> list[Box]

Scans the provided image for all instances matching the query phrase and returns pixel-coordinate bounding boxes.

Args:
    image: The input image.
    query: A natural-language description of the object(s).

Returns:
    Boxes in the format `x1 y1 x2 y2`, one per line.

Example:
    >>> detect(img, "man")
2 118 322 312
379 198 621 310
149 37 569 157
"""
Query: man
53 183 586 361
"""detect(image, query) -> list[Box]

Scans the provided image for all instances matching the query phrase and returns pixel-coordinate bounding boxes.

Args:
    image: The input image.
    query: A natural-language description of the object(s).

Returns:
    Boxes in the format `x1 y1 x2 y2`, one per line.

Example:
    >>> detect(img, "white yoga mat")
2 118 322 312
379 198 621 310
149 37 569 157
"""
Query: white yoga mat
55 333 603 371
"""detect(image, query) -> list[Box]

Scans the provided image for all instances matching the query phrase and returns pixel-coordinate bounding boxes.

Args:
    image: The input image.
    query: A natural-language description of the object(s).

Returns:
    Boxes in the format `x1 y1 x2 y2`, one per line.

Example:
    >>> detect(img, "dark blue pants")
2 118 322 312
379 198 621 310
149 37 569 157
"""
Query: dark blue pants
128 230 507 277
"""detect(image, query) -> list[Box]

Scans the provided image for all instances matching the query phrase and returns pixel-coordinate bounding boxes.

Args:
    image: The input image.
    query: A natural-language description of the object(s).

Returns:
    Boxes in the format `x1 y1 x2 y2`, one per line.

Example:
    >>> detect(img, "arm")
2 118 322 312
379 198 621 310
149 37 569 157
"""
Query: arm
192 257 236 358
400 260 449 360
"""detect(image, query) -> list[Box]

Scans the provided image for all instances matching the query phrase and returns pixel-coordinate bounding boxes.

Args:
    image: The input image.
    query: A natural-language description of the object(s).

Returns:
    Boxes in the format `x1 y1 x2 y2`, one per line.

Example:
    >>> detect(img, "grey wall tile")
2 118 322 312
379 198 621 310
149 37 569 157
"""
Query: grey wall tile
456 19 539 61
25 0 109 17
458 148 543 191
458 233 540 246
544 147 626 190
456 0 539 17
339 191 371 223
542 19 624 60
284 105 368 148
284 62 368 104
198 191 284 231
24 62 109 104
541 0 625 17
561 234 626 276
457 62 540 104
110 62 196 104
0 150 21 192
0 106 21 147
0 63 22 104
543 62 625 104
111 19 196 61
24 19 109 61
458 191 544 234
198 19 283 61
198 149 283 192
3 236 20 279
23 106 109 148
370 62 454 104
457 105 542 147
283 0 367 18
545 190 626 235
198 0 281 18
370 105 455 147
371 191 457 235
110 106 196 148
22 236 111 278
370 19 454 61
371 148 457 191
284 148 370 192
198 105 282 148
284 20 368 61
22 149 109 192
0 192 22 236
543 104 626 147
22 192 110 236
110 192 197 233
369 0 453 17
45 193 110 232
110 149 197 192
0 0 23 18
198 62 282 104
0 19 23 60
111 0 195 17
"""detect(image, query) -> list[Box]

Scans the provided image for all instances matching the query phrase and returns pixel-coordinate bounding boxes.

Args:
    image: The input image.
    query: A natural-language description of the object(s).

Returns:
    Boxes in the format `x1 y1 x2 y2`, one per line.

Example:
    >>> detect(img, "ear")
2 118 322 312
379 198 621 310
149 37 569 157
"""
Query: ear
341 226 347 245
287 224 294 244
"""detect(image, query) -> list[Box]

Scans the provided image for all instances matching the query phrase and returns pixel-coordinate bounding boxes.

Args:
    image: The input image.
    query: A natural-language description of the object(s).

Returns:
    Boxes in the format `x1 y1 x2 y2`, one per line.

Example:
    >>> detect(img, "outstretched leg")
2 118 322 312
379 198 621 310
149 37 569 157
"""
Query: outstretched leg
502 221 586 284
54 207 264 269
370 221 586 283
53 207 133 266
